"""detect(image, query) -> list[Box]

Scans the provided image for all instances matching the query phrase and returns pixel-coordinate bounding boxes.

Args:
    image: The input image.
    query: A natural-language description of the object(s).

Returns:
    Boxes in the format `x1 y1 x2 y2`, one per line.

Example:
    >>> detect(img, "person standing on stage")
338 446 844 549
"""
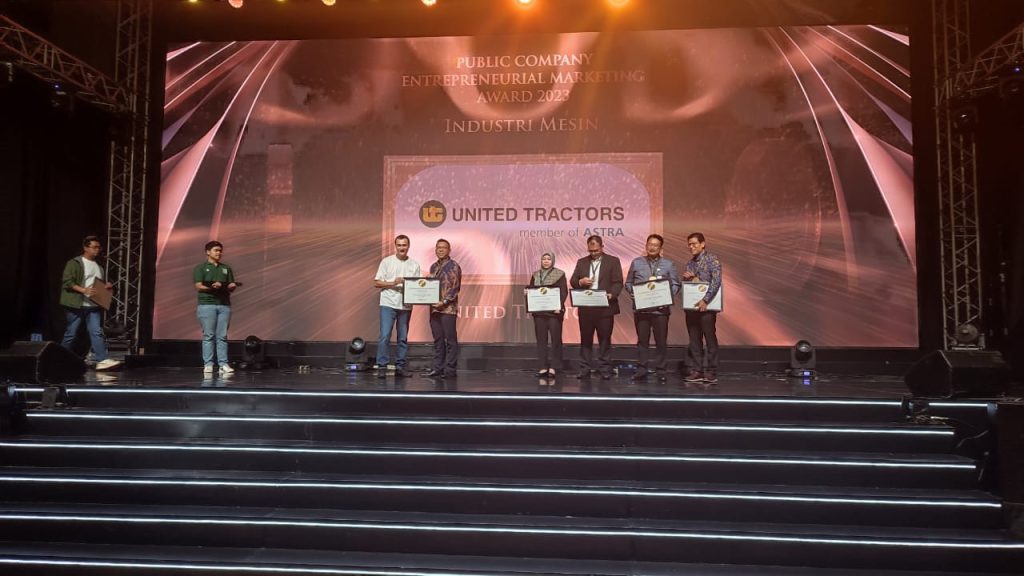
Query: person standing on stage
424 239 461 379
570 235 623 380
60 235 122 371
682 232 722 383
625 234 681 382
527 252 568 378
193 240 237 374
373 234 422 378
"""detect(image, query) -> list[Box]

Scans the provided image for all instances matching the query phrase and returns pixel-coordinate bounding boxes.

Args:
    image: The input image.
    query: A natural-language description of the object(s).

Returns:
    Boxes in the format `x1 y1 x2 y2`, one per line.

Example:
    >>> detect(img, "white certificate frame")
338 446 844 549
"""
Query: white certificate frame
632 279 673 311
403 277 441 305
570 289 610 308
682 282 723 312
526 286 562 313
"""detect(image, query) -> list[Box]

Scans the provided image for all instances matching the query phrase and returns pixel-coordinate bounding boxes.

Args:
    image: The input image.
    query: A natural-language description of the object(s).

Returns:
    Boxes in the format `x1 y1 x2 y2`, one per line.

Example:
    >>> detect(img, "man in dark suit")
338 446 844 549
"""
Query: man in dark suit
570 235 623 379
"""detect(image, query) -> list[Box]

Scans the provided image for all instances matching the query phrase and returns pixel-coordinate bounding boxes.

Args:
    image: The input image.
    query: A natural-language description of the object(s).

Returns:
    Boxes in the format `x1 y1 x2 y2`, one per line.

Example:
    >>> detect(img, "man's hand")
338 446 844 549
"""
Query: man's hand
105 282 114 291
579 277 594 288
211 281 223 290
84 287 95 298
697 300 708 312
227 282 238 292
432 301 445 310
682 271 695 281
394 277 404 286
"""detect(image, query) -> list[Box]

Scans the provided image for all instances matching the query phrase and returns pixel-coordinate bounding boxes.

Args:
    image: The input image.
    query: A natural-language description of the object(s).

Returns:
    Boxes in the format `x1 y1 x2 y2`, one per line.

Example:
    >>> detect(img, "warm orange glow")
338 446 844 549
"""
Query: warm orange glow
228 0 243 8
607 0 630 7
322 0 336 5
422 0 437 6
515 0 535 6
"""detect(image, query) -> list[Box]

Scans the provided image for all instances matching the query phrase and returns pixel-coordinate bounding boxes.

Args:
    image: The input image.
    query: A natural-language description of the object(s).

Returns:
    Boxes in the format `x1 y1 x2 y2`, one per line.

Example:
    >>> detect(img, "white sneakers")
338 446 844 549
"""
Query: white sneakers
94 358 123 371
219 364 235 374
203 365 215 374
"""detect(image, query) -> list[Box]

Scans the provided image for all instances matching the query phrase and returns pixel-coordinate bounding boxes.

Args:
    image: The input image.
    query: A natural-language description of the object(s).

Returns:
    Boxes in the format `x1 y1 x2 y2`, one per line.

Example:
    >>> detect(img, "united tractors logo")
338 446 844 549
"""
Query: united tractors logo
420 200 446 228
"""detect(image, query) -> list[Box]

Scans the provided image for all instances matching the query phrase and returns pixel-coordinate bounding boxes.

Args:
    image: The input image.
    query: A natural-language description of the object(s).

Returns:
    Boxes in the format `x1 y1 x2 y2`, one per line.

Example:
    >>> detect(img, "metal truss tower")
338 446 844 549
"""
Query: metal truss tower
933 0 1024 350
105 0 153 353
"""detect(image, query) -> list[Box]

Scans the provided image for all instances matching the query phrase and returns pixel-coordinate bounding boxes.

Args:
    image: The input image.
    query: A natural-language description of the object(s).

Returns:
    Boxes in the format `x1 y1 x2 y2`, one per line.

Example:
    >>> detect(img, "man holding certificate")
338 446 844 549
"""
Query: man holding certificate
625 234 681 381
424 239 462 379
570 235 623 380
59 235 121 371
682 232 723 383
373 235 422 378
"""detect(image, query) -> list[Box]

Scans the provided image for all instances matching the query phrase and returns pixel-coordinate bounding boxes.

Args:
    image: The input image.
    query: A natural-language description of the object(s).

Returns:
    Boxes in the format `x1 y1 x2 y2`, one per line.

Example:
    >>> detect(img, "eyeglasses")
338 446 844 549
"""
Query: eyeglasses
687 242 701 247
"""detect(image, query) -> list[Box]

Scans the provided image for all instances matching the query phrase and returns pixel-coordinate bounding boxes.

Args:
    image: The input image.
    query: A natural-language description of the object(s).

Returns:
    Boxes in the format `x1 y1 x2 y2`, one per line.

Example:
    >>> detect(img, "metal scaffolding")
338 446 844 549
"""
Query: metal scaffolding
934 0 1024 349
105 0 153 353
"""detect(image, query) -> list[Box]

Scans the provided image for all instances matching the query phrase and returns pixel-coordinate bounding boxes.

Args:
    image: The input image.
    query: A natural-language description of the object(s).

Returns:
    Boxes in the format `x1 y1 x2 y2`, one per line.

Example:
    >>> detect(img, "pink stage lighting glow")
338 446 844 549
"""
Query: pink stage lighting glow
228 0 243 9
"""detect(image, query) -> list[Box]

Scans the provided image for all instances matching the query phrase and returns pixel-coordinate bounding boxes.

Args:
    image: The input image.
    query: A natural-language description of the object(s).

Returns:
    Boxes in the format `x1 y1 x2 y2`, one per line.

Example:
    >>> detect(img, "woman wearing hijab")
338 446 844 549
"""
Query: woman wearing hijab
527 252 569 377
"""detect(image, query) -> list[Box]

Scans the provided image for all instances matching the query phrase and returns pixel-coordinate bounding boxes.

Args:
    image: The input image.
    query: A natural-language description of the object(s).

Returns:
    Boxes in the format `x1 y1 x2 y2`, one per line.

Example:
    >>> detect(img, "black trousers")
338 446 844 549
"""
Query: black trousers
533 315 564 370
634 313 669 373
685 310 718 371
579 310 614 374
429 312 458 375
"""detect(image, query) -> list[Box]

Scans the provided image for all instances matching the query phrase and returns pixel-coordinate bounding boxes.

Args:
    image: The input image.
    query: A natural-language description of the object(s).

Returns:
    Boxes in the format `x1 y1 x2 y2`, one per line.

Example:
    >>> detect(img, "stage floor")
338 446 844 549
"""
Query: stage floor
79 366 912 398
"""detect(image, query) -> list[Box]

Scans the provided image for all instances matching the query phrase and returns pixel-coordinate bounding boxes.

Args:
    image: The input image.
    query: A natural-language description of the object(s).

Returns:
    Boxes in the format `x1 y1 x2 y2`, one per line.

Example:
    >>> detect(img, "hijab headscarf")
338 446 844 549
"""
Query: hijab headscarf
532 252 565 286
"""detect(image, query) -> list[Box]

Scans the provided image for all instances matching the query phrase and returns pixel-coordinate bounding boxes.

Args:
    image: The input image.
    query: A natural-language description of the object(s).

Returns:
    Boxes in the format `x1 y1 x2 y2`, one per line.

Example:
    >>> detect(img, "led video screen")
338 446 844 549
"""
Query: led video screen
156 26 916 346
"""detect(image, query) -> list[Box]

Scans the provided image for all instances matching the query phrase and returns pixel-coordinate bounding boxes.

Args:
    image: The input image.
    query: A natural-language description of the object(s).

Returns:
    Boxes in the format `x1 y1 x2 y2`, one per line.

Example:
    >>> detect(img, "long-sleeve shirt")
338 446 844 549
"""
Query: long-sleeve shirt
686 250 722 305
625 256 682 315
430 257 462 315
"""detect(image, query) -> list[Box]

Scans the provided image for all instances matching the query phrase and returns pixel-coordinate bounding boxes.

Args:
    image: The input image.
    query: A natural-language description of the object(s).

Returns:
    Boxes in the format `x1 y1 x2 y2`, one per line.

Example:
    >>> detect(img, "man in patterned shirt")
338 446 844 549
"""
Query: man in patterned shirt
424 239 462 379
682 232 722 383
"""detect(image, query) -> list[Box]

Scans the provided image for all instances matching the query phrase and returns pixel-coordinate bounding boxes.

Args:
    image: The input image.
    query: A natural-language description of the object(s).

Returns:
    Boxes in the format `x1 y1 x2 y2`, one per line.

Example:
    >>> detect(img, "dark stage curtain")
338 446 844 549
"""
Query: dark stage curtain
0 76 110 348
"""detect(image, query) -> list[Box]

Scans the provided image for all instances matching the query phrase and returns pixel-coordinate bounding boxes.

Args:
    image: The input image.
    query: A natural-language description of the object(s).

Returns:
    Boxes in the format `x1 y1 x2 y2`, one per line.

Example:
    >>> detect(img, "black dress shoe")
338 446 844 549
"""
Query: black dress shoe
576 370 591 379
395 368 412 378
443 371 457 379
422 369 442 378
536 369 550 377
601 372 613 380
630 371 648 381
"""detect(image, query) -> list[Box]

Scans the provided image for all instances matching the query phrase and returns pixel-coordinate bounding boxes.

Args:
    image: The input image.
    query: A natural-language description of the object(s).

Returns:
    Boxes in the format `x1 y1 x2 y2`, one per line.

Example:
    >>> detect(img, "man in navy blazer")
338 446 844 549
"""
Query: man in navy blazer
569 235 624 379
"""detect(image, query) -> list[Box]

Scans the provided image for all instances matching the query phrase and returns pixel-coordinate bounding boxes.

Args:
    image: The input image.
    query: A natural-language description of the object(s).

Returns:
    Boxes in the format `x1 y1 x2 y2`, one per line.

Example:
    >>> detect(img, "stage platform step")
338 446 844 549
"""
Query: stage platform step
0 542 1014 576
0 435 980 488
19 409 959 453
0 502 1021 572
0 467 1001 529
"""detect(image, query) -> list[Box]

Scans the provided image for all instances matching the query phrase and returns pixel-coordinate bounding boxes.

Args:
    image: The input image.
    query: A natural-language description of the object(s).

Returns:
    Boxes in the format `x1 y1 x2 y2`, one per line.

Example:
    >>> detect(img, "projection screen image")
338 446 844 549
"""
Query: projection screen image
155 26 916 346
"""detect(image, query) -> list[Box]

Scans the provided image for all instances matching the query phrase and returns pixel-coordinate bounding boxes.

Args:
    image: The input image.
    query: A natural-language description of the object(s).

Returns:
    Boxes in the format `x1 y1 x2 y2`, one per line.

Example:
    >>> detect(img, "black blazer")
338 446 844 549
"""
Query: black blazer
569 254 624 316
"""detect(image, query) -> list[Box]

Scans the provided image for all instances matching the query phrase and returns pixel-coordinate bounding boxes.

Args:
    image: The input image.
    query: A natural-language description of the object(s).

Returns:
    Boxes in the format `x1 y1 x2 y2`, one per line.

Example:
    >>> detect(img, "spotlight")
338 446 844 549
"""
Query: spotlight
228 0 243 8
241 335 266 369
954 323 981 347
607 0 630 7
788 339 816 378
949 97 979 133
515 0 535 6
345 337 369 371
322 0 336 5
421 0 437 6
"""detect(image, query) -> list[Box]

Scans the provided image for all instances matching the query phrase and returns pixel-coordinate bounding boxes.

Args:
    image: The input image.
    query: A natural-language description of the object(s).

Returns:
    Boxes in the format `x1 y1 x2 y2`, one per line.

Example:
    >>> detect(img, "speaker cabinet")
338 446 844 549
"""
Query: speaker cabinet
904 350 1011 398
0 341 86 384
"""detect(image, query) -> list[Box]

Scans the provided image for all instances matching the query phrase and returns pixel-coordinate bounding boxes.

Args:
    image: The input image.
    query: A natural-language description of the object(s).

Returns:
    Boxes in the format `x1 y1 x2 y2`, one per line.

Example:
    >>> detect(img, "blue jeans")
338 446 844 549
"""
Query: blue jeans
197 304 232 366
376 306 412 368
61 306 107 362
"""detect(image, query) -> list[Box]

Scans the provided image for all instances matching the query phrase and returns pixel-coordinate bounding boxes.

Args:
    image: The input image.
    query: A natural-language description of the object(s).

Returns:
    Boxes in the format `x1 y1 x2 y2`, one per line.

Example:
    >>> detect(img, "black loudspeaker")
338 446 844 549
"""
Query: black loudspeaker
0 341 86 384
904 350 1011 398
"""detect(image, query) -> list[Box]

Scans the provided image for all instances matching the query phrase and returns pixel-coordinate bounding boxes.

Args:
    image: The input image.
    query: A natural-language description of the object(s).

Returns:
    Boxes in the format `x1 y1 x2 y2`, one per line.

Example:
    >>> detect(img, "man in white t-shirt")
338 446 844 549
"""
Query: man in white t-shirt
59 236 122 371
373 235 421 378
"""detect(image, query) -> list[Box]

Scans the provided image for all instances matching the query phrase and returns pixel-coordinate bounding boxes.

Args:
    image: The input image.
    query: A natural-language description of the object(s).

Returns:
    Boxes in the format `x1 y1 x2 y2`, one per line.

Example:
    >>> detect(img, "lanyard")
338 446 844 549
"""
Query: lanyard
589 259 600 279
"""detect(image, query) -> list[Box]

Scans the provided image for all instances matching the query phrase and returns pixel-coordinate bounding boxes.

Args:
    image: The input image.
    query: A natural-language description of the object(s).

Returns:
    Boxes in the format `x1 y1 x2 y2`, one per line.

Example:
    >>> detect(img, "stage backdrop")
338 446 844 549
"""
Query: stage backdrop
155 26 916 346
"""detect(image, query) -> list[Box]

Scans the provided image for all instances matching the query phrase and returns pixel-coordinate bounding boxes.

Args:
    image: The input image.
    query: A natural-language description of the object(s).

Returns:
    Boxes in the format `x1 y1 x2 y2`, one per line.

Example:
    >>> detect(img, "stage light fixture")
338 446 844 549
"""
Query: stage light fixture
515 0 535 6
954 323 981 347
241 335 266 369
322 0 336 6
345 337 369 371
228 0 243 8
421 0 437 6
788 339 816 378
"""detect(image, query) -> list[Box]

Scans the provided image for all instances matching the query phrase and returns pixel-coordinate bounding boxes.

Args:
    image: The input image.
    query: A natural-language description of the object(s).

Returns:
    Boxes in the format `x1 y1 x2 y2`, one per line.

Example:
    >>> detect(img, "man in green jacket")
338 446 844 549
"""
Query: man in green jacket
60 236 122 371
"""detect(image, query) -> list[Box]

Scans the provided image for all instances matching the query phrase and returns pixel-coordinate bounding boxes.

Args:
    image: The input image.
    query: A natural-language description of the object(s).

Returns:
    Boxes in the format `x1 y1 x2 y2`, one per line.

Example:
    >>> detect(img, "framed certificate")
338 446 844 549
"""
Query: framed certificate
632 279 673 311
88 282 113 311
526 286 562 313
682 282 723 312
570 289 609 308
403 277 441 305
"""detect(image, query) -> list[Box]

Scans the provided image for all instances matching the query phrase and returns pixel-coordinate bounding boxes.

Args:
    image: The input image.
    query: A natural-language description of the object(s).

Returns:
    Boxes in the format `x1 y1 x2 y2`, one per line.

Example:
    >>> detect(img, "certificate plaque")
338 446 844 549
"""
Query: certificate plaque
632 279 673 311
682 282 723 312
403 277 441 305
570 289 609 308
526 286 562 313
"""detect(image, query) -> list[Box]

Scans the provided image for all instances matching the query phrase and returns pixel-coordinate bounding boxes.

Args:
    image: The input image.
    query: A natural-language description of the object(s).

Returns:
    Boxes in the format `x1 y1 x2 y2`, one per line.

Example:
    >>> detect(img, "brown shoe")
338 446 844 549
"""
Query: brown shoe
684 370 703 382
704 371 718 383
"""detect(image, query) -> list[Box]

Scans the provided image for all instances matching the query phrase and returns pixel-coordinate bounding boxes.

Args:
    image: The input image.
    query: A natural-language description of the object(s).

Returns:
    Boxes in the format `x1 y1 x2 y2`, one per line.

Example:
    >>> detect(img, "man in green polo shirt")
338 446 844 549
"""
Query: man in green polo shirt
193 241 237 374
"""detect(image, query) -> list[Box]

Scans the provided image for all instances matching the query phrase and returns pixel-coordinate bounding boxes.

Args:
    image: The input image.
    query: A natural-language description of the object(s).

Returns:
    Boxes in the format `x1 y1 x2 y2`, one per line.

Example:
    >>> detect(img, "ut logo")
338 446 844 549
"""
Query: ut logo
419 200 446 228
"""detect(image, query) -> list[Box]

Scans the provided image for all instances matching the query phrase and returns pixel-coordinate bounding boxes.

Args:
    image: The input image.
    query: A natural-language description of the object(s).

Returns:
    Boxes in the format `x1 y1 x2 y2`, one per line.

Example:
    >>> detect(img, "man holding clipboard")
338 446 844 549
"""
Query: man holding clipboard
682 232 722 383
569 235 623 380
59 235 121 371
625 234 681 381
